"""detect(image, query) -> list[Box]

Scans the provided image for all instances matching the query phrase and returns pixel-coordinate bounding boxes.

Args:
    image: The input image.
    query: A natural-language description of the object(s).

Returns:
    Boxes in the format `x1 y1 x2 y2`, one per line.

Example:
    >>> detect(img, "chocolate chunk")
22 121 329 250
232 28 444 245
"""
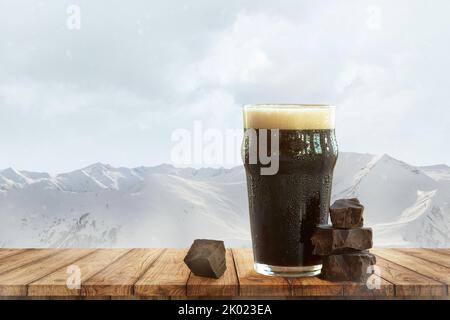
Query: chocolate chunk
312 225 373 255
321 251 376 282
184 239 226 279
330 198 364 229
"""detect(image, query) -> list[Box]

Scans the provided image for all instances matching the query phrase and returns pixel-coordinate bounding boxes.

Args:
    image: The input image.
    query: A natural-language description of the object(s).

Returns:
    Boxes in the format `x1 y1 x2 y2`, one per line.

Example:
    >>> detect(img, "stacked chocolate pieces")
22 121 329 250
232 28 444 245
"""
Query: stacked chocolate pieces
311 198 376 282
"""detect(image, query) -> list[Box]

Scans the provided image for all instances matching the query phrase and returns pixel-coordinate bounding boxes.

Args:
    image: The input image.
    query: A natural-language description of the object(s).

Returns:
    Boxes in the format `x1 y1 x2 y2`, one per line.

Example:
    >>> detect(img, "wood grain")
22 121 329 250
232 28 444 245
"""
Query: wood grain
82 249 163 297
0 248 448 298
371 248 450 292
135 249 190 297
0 249 27 261
374 256 446 296
0 249 60 275
231 248 290 297
28 249 130 296
397 248 450 268
289 277 343 296
187 249 238 296
429 248 450 255
0 249 94 296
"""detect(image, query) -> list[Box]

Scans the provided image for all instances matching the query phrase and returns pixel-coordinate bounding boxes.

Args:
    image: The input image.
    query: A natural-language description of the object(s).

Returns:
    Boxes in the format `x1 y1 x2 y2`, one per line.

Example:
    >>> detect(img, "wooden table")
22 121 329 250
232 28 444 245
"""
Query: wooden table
0 248 448 299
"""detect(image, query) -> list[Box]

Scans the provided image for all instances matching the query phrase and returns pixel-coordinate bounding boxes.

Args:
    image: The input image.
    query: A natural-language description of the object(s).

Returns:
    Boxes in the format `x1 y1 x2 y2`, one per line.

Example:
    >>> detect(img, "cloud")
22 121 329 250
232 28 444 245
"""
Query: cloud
0 0 449 171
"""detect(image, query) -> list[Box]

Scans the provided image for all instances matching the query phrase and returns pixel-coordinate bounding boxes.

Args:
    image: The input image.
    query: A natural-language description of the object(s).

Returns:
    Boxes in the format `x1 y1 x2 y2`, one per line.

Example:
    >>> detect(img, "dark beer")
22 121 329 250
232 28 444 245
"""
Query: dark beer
243 105 338 276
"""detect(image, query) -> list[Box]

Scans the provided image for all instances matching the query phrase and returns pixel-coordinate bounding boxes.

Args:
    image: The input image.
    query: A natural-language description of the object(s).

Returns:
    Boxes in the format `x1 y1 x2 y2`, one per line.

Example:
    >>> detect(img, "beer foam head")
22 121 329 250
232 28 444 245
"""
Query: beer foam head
243 104 335 130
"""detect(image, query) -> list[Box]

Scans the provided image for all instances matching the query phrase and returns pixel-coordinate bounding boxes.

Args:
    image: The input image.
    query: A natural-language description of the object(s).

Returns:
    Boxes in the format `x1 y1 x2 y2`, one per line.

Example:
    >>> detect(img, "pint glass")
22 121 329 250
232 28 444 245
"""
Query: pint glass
242 104 338 277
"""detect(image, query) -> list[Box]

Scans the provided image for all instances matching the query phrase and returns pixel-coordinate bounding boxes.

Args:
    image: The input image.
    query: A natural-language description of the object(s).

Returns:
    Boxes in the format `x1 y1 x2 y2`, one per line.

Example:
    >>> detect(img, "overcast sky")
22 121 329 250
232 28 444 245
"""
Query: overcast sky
0 0 449 173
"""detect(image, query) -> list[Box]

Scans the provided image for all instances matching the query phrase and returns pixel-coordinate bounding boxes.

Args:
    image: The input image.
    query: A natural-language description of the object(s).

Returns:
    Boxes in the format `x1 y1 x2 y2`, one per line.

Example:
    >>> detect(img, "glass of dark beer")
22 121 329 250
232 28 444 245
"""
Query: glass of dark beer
242 104 338 277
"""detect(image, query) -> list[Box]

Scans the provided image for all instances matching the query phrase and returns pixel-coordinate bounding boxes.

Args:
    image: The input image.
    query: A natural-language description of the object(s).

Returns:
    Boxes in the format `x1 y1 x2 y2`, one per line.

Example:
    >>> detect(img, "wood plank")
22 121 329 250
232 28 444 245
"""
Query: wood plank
429 248 450 255
397 248 450 268
372 248 450 293
0 249 60 275
0 249 27 261
0 248 447 298
289 277 343 296
0 249 94 296
134 249 190 297
187 249 238 297
28 249 130 296
82 249 163 297
231 248 290 297
374 256 446 296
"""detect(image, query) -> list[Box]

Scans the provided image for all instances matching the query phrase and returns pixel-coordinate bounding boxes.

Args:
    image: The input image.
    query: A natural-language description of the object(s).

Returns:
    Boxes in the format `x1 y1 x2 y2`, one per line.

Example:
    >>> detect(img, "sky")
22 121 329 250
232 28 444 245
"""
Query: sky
0 0 449 173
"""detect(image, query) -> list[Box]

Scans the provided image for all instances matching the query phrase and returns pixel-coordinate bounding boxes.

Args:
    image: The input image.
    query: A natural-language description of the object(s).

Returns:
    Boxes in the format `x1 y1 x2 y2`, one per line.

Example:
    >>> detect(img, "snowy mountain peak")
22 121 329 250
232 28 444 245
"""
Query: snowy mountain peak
20 170 51 180
419 164 450 182
0 167 32 190
82 162 113 172
2 167 29 182
152 163 176 170
420 164 450 170
0 153 449 248
378 154 425 174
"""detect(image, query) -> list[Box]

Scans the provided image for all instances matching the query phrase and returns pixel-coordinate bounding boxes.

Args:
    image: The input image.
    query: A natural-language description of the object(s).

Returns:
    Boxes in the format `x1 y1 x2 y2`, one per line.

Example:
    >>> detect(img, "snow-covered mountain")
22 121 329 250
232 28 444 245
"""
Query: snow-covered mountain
0 152 449 248
333 154 450 247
